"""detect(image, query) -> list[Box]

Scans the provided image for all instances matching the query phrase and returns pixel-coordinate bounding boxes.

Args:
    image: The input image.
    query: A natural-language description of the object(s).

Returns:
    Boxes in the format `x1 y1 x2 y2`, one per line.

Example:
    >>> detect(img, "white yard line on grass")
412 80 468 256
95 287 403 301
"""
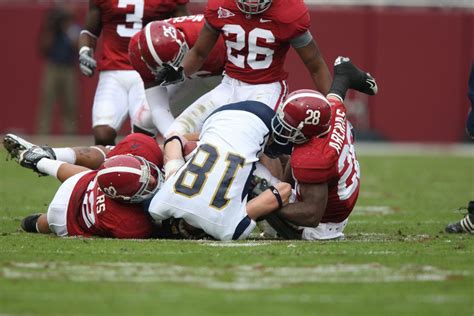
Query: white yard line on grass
2 261 470 290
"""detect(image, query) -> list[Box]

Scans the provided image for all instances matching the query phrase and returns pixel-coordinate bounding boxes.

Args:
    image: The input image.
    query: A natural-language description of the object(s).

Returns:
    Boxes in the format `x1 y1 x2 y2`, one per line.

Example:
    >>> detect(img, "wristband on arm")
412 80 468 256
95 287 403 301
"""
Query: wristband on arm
164 135 183 150
268 185 283 210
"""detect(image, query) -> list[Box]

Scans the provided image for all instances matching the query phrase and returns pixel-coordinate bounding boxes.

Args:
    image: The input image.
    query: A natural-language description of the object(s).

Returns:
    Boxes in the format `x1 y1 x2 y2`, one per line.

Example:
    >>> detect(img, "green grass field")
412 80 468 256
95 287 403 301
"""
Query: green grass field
0 145 473 316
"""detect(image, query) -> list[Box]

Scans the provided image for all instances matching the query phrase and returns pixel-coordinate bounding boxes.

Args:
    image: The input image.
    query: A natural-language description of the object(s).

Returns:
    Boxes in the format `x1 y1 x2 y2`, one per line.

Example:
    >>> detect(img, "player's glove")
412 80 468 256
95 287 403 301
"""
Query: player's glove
156 64 185 86
79 47 96 77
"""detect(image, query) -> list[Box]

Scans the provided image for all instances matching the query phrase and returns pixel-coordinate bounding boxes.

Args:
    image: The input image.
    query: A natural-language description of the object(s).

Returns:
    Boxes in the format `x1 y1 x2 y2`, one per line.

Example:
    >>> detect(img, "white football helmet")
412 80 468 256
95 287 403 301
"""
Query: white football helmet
236 0 272 15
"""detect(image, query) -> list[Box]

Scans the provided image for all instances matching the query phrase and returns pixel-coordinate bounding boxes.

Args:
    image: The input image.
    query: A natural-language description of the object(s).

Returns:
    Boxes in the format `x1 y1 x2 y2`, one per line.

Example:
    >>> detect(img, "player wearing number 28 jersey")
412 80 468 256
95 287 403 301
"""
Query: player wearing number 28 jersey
290 99 360 240
78 0 189 145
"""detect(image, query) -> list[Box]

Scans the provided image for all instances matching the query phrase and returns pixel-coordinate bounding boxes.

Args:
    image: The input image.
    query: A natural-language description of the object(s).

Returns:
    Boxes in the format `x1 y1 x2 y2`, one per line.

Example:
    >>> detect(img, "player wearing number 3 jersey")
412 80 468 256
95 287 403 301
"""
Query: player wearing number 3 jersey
78 0 189 145
162 0 332 136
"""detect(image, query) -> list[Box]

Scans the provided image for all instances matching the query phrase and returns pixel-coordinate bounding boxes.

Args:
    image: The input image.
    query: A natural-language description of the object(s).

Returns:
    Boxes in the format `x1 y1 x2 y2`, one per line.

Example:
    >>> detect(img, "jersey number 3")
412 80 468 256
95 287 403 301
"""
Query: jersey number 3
222 24 275 70
117 0 144 38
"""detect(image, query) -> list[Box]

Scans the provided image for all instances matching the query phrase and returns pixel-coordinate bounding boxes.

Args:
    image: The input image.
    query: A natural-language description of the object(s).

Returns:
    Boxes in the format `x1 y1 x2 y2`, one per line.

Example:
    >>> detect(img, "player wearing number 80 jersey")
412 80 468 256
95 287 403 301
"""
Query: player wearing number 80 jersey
78 0 189 145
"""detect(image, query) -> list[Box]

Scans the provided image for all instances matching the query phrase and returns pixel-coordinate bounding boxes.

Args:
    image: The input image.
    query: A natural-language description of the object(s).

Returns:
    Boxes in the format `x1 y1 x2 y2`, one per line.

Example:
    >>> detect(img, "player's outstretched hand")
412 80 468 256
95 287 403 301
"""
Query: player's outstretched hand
156 64 185 86
79 47 96 77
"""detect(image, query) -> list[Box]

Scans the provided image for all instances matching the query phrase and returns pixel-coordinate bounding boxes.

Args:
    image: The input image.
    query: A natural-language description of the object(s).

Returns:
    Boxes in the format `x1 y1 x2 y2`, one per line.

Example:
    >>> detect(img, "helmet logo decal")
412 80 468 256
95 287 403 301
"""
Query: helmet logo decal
103 186 119 199
162 25 178 40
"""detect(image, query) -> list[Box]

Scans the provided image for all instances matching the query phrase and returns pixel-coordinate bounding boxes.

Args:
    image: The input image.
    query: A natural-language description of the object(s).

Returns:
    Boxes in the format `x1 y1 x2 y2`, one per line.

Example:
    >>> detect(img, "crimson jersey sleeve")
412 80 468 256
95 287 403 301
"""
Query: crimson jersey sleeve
204 0 310 84
291 101 347 184
93 0 188 71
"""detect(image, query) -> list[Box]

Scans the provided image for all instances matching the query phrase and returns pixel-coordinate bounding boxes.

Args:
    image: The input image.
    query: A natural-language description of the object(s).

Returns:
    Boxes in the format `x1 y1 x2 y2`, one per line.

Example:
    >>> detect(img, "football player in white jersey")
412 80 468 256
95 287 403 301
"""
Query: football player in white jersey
148 101 292 240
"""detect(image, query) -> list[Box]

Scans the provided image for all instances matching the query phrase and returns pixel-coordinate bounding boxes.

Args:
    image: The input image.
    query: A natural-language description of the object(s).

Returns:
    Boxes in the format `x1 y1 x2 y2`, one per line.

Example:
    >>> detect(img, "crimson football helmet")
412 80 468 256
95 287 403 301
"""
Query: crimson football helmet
138 21 188 75
236 0 272 14
271 89 332 145
97 155 164 203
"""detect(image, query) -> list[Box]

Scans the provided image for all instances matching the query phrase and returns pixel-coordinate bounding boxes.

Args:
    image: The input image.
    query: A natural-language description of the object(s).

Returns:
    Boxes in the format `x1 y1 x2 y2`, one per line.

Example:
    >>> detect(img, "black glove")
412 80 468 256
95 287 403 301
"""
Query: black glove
155 64 185 86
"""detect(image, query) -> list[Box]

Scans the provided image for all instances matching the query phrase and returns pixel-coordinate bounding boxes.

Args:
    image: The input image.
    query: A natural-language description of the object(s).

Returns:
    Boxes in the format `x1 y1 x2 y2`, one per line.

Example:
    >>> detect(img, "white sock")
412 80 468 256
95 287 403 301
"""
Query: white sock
52 148 76 164
36 158 66 178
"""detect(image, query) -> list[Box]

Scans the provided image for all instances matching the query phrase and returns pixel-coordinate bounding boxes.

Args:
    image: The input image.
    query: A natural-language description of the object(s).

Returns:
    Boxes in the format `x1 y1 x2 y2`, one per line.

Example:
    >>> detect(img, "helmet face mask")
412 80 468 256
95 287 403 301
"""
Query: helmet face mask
138 21 189 75
271 112 308 146
271 89 332 146
97 155 164 204
236 0 272 15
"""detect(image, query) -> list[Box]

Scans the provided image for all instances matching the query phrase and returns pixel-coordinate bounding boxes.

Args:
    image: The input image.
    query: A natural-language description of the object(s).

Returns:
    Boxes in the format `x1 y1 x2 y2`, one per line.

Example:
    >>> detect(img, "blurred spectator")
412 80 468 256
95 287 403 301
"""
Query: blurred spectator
37 6 81 135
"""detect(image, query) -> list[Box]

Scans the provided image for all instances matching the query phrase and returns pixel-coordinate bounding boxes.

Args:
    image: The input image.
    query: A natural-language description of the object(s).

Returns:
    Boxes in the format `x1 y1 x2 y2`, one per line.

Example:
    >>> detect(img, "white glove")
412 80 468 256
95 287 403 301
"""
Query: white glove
78 47 96 77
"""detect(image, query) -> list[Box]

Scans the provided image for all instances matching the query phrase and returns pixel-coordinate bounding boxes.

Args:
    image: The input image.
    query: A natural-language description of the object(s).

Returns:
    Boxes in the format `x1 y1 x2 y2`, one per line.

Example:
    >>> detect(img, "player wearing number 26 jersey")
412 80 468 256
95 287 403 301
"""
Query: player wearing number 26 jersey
162 0 331 138
78 0 189 145
205 0 309 84
148 101 292 240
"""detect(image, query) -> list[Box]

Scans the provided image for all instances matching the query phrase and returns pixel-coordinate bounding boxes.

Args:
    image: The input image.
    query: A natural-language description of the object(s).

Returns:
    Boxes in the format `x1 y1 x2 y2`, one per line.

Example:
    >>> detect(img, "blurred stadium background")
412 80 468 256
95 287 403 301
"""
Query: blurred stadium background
0 0 472 143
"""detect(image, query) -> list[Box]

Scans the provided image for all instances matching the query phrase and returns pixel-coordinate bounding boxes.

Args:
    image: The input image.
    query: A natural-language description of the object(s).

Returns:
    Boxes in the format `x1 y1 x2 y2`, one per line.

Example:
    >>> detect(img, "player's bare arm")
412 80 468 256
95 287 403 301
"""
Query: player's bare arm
295 40 332 95
78 0 101 77
79 0 101 49
182 23 219 77
277 182 328 227
162 134 187 179
246 182 292 221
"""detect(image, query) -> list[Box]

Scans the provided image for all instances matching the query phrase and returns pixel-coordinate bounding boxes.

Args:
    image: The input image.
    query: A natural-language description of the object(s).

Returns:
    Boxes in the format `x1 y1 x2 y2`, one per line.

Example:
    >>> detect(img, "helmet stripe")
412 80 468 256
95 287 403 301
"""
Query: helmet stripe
144 23 163 67
97 166 143 177
283 92 329 106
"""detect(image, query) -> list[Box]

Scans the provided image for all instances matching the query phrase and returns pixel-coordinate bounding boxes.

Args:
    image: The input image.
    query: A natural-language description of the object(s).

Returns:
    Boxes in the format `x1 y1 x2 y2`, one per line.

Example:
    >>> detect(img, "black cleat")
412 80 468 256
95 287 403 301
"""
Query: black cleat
21 214 41 233
445 201 474 234
329 56 378 101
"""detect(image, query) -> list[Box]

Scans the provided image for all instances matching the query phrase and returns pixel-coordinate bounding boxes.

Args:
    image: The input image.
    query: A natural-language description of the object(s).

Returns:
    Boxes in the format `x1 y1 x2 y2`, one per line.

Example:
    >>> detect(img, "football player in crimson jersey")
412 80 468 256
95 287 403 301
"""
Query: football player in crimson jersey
128 15 227 137
3 133 165 239
261 57 378 240
158 0 331 115
78 0 189 146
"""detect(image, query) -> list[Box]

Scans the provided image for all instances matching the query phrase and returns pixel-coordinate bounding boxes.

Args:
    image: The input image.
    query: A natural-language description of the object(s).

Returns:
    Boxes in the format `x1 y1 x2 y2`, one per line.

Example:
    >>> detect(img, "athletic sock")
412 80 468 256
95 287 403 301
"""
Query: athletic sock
36 158 66 178
52 148 76 164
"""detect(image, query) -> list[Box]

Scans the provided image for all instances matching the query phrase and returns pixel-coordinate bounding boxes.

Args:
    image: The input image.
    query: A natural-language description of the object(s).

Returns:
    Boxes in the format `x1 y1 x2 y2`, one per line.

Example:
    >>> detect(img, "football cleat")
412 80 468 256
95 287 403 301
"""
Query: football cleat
329 56 378 100
445 201 474 234
21 213 41 233
3 133 55 163
18 147 54 176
